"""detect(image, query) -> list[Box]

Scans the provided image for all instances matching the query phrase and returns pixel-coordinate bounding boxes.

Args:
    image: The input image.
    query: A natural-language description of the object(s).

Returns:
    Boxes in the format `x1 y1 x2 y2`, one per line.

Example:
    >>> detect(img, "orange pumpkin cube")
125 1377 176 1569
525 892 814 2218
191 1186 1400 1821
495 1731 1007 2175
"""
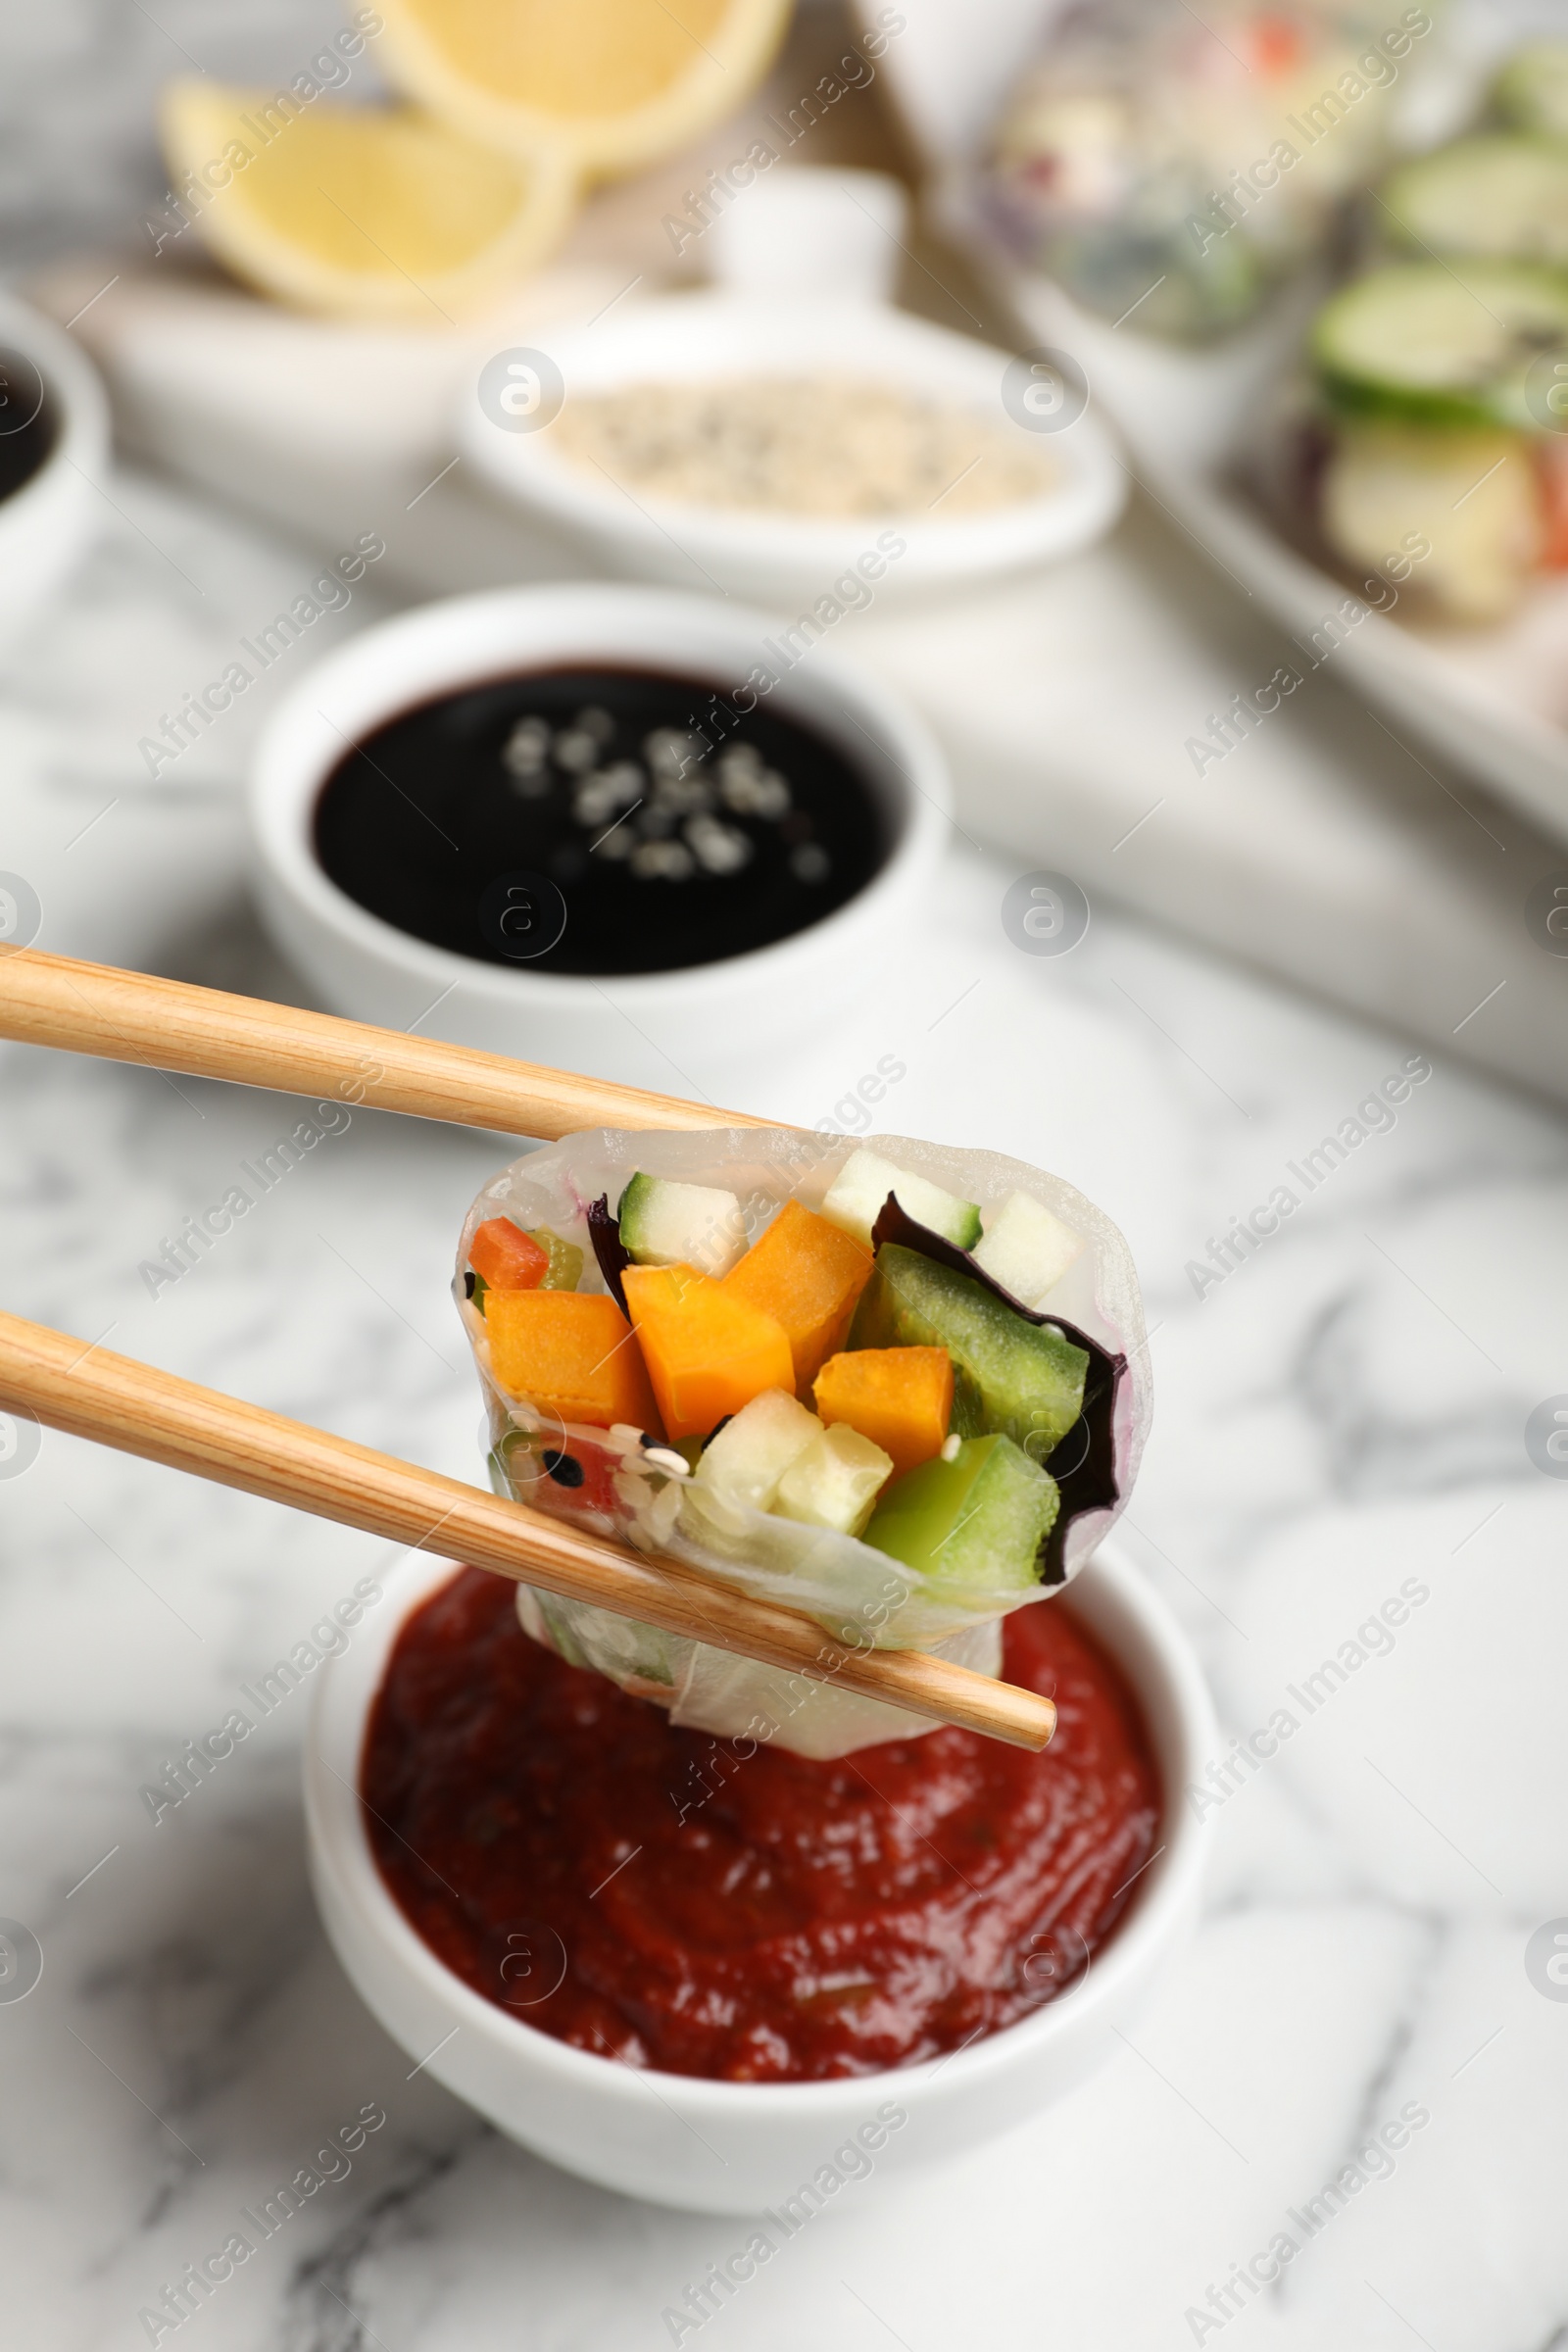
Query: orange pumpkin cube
721 1200 873 1393
485 1290 662 1434
623 1262 794 1442
812 1346 954 1478
470 1216 550 1293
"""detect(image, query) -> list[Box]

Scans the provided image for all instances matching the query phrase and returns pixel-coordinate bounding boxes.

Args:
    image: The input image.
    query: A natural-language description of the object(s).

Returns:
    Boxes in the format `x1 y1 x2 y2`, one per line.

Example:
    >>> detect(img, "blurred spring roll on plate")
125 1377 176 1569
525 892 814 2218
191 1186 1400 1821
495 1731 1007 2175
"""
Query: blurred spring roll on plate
456 1130 1150 1758
973 0 1420 342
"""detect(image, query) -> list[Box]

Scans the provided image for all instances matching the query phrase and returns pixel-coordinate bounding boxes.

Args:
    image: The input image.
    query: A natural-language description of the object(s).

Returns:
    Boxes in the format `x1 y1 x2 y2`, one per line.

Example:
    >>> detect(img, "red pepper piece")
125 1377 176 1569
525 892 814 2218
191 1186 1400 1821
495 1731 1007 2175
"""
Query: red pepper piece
470 1218 550 1293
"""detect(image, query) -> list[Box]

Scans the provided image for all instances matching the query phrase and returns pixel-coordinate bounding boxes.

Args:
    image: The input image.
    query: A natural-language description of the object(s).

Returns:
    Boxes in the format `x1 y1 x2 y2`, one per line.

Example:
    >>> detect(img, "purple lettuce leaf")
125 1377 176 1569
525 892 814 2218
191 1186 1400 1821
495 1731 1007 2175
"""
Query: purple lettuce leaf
587 1195 631 1315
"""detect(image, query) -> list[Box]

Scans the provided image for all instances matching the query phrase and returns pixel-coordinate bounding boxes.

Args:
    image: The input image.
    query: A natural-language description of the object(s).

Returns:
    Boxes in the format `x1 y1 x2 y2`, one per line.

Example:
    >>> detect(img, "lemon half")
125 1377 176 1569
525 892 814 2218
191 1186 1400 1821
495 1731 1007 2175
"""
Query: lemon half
159 81 579 320
374 0 792 178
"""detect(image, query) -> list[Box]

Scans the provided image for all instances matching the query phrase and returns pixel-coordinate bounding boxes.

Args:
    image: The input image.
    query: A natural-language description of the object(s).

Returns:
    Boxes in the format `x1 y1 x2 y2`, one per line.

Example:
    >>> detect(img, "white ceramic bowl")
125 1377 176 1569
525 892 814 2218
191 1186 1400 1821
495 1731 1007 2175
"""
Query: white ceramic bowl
0 289 109 650
247 582 949 1081
305 1539 1213 2214
457 291 1127 606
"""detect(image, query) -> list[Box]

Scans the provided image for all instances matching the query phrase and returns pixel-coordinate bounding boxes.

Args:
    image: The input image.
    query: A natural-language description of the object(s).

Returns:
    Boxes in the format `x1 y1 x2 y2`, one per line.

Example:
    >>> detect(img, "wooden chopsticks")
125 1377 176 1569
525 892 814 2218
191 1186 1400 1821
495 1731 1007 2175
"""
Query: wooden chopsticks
0 949 776 1138
0 950 1058 1748
0 1309 1054 1751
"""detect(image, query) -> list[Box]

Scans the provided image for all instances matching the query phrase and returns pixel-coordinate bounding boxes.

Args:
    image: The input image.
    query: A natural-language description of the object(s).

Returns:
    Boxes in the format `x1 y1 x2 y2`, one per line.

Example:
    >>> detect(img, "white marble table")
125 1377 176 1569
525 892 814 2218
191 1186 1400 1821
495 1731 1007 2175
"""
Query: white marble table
1 477 1565 2351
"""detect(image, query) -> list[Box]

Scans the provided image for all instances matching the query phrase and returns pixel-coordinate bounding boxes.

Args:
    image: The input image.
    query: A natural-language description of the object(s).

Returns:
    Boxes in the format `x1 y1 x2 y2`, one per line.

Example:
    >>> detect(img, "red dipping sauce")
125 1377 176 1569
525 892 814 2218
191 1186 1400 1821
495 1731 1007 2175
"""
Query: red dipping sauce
362 1570 1160 2082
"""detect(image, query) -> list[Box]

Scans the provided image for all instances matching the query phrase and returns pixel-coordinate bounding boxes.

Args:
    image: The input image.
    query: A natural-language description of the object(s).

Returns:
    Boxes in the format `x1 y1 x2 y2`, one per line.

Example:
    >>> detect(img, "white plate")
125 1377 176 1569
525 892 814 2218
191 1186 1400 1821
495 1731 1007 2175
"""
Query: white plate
972 263 1568 848
861 0 1568 842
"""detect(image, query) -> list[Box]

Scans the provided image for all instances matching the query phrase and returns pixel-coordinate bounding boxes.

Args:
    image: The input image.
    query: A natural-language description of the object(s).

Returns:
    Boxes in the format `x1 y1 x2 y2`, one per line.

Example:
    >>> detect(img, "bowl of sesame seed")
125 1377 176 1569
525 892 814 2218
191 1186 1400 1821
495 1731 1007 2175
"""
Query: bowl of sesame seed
246 581 950 1082
458 291 1126 606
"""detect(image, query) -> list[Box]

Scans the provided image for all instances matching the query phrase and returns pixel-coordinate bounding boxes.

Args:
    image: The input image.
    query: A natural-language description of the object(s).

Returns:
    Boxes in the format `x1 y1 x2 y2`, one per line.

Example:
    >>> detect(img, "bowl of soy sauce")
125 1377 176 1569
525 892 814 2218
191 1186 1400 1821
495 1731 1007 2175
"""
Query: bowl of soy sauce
248 585 949 1083
0 291 109 653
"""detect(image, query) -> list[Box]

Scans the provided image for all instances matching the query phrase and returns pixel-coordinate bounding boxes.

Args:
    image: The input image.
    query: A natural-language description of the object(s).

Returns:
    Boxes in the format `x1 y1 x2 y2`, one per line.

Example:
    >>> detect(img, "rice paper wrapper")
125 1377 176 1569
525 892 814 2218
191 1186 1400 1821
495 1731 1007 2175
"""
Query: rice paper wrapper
457 1129 1150 1759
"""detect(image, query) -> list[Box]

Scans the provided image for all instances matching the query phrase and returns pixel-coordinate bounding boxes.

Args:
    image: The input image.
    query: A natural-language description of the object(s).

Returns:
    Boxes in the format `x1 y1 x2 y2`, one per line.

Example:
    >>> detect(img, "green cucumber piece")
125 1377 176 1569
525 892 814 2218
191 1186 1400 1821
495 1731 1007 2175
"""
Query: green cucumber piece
850 1243 1088 1455
1312 261 1568 430
772 1424 893 1536
527 1226 583 1291
1319 421 1538 625
693 1387 820 1512
821 1149 982 1250
1382 136 1568 270
861 1434 1057 1594
616 1171 746 1277
971 1190 1084 1307
1494 45 1568 140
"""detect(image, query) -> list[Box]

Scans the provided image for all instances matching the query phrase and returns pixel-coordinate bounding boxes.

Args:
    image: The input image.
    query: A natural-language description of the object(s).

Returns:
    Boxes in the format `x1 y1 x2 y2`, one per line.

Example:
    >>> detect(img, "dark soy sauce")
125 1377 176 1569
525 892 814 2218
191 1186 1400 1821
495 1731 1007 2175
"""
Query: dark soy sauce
0 350 58 504
314 666 890 977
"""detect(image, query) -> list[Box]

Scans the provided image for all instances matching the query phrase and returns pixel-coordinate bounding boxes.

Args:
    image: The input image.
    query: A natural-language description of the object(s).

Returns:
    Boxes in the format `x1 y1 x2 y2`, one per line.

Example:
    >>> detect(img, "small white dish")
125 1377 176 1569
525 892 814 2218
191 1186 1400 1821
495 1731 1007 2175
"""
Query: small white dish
458 290 1126 607
246 581 949 1078
708 167 910 307
305 1538 1213 2215
0 289 109 652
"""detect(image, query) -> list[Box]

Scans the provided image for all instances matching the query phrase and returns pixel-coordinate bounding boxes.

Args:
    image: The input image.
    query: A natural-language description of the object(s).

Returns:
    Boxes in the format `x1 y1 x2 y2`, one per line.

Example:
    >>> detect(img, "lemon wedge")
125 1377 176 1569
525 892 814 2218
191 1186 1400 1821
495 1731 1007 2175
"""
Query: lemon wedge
374 0 791 177
158 81 579 320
